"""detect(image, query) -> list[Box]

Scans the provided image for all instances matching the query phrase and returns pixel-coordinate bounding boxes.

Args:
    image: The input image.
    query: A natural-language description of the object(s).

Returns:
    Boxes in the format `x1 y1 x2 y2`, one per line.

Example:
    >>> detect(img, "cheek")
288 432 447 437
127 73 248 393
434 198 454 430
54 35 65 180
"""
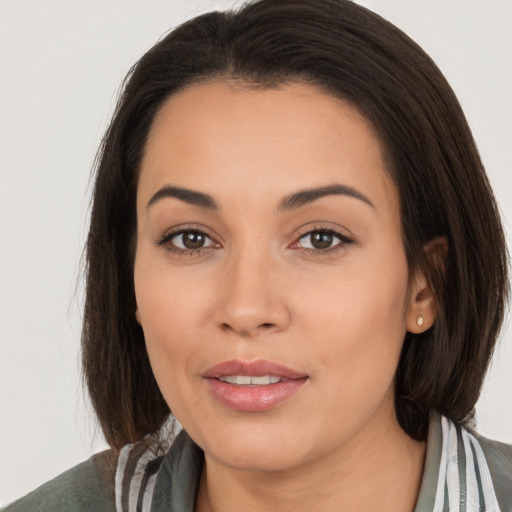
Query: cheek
299 254 410 380
135 277 206 421
299 251 409 325
133 254 201 383
135 246 210 336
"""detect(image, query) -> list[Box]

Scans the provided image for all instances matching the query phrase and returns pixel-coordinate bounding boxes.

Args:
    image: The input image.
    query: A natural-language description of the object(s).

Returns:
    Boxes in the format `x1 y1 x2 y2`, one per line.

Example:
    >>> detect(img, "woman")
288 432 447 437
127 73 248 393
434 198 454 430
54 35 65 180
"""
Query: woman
4 0 510 510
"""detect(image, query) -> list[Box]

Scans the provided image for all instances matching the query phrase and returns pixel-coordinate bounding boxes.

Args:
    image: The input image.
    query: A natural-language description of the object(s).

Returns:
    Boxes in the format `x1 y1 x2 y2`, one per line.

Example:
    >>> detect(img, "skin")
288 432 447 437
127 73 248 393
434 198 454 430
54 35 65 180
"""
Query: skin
134 81 437 511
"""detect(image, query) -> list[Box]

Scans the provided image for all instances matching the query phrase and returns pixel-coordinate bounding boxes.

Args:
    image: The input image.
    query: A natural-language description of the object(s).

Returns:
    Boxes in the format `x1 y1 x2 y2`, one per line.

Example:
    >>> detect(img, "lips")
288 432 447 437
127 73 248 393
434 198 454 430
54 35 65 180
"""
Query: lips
203 359 309 412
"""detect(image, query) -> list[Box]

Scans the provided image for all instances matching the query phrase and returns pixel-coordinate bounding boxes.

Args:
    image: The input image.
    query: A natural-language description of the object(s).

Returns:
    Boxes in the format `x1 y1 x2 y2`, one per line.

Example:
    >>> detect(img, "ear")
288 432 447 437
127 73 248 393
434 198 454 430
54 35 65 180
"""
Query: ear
406 237 448 334
406 270 436 333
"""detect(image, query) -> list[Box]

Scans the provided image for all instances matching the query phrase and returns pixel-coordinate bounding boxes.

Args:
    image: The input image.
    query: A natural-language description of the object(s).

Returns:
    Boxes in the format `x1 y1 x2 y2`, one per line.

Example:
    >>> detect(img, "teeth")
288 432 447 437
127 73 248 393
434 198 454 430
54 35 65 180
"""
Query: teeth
219 375 282 385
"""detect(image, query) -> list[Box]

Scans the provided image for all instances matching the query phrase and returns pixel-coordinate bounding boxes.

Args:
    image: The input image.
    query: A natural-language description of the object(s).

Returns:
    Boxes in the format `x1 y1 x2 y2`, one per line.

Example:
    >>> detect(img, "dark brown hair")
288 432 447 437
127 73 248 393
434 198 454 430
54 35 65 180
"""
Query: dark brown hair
82 0 508 449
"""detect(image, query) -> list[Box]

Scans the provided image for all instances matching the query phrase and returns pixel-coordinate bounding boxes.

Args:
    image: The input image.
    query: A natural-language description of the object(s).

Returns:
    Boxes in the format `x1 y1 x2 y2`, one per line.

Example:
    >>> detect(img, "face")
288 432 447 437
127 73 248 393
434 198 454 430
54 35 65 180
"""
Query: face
134 81 428 472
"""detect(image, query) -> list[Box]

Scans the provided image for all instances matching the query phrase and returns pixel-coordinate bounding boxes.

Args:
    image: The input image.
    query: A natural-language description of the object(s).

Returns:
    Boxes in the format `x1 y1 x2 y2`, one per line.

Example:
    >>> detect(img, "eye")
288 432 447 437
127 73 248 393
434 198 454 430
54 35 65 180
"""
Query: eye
295 229 353 252
172 230 215 250
157 229 219 254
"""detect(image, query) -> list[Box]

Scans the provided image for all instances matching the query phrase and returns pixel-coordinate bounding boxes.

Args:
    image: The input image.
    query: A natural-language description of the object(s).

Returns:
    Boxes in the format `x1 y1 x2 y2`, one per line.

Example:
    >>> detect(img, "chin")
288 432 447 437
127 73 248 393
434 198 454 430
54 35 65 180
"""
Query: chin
198 425 311 472
211 444 306 473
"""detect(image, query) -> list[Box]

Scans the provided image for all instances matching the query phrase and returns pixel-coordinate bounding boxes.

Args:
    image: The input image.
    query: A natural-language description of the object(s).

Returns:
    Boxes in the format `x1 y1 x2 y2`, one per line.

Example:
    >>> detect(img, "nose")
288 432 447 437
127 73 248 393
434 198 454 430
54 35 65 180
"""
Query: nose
213 249 291 338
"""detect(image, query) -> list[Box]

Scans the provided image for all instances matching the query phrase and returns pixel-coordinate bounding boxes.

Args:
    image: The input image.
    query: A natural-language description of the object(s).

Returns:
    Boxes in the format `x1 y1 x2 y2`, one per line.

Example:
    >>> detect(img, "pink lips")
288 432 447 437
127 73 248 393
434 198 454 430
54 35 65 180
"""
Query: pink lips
203 359 308 412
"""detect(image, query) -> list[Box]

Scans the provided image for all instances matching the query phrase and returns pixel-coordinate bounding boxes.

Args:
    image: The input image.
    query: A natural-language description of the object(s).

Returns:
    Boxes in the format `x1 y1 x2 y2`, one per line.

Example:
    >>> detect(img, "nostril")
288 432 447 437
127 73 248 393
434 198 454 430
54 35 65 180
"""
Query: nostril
219 322 276 335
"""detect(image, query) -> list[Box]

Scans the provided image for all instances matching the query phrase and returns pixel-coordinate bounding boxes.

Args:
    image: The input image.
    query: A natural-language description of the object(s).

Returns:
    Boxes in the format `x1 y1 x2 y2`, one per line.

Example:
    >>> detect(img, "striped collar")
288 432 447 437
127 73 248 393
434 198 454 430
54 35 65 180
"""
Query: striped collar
415 414 502 511
115 414 504 512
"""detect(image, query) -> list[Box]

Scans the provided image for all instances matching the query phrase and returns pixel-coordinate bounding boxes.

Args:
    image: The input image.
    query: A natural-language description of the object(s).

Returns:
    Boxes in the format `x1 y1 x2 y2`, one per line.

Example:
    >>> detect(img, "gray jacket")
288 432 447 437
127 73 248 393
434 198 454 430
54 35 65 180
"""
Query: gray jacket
4 414 512 511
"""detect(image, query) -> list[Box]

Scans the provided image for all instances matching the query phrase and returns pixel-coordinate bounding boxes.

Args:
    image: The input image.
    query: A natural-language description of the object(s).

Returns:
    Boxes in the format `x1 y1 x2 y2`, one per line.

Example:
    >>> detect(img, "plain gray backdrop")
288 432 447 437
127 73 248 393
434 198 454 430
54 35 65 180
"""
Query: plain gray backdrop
1 0 511 505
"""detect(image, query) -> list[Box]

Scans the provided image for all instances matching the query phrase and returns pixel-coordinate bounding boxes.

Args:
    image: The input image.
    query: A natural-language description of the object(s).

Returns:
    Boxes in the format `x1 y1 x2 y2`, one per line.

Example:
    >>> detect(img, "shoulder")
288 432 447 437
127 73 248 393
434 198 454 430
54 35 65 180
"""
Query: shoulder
2 450 117 512
477 431 512 469
475 432 512 506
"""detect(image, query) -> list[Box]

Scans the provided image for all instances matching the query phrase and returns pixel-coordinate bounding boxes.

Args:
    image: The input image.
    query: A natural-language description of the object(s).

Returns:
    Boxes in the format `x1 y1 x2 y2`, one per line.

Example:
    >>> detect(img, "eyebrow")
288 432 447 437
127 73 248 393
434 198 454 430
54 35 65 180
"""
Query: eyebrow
147 185 218 210
146 183 374 212
278 184 375 211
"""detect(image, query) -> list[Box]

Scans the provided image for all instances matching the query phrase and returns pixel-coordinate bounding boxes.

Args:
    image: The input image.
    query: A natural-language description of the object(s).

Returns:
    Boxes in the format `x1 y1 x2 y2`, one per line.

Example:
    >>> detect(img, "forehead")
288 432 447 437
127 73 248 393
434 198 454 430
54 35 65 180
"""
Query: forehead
138 80 398 214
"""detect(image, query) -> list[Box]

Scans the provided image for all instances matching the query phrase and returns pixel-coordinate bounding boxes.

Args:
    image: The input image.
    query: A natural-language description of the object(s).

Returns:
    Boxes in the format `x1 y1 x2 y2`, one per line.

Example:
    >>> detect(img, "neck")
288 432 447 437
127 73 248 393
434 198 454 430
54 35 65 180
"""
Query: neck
195 415 426 512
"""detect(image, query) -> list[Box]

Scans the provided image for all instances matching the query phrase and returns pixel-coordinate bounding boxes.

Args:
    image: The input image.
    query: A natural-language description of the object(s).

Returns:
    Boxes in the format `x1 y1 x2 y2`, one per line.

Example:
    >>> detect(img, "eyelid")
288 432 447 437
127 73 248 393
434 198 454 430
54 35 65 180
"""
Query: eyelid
155 224 221 255
289 225 354 253
154 223 353 257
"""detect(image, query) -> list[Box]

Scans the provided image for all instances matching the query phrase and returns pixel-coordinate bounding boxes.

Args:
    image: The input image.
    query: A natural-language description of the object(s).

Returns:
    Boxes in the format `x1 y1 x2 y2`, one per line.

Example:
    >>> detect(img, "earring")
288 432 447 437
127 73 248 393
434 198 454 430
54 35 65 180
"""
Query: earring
416 314 424 327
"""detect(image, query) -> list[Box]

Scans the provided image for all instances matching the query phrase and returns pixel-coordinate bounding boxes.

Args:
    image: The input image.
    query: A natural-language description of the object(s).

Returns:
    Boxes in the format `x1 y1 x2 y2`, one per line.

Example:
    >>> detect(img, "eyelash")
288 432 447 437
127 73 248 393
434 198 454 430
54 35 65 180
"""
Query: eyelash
294 227 354 255
156 226 353 257
156 227 218 256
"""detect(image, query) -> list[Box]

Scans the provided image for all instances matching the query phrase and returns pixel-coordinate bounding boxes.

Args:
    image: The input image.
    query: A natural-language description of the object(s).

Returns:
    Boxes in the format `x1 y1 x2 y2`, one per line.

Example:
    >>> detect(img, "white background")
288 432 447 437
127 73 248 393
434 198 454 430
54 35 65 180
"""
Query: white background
1 0 511 506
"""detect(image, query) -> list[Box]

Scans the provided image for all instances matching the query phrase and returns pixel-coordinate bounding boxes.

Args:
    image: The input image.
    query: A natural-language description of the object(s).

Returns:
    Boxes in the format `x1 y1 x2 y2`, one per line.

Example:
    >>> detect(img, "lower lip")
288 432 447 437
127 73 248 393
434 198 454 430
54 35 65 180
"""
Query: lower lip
205 378 308 412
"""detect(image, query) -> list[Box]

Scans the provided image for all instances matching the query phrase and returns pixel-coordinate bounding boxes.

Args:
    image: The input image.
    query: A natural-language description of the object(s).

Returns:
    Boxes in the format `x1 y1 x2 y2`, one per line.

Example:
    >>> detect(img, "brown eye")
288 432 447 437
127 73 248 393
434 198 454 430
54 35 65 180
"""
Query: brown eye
169 230 216 250
182 232 206 249
296 229 352 251
310 232 333 249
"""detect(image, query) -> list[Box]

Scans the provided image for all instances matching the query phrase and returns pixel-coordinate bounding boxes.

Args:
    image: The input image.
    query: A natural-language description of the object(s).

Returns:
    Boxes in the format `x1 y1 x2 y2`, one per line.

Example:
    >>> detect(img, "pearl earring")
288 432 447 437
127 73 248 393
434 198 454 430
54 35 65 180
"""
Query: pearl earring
416 314 424 327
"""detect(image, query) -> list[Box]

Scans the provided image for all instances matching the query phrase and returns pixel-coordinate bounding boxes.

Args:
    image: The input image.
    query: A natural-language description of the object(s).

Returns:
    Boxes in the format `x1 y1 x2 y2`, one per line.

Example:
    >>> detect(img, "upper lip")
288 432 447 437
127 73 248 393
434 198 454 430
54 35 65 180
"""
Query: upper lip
203 359 308 380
